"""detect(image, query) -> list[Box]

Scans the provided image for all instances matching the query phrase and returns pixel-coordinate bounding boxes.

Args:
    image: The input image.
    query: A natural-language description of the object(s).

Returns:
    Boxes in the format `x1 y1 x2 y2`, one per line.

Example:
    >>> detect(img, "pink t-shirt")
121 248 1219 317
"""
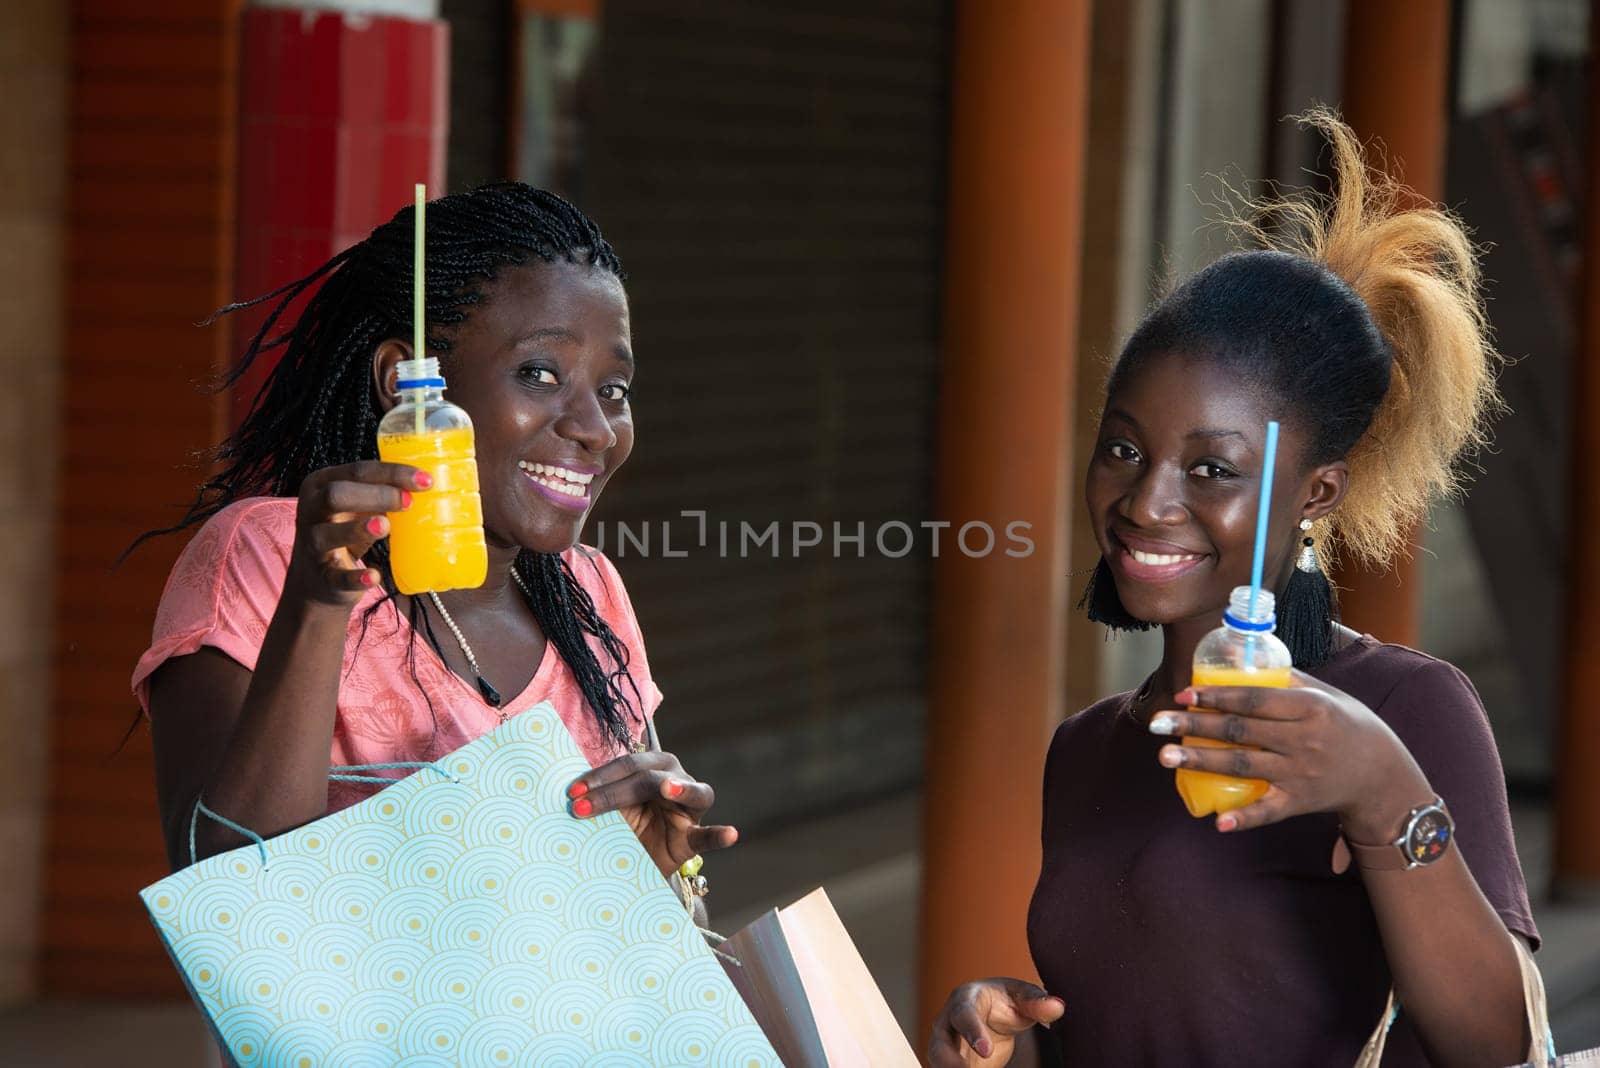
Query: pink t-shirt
132 497 663 812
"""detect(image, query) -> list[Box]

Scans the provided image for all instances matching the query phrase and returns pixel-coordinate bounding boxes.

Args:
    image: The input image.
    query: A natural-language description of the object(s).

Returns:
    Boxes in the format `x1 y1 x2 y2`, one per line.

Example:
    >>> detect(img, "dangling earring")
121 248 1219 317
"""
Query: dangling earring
1297 517 1320 573
1279 518 1336 669
1078 556 1153 632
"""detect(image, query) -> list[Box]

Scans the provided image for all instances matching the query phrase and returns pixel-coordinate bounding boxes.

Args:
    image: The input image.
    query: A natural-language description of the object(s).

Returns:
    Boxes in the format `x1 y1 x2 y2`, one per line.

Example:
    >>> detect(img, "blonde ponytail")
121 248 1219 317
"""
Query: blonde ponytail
1229 107 1502 568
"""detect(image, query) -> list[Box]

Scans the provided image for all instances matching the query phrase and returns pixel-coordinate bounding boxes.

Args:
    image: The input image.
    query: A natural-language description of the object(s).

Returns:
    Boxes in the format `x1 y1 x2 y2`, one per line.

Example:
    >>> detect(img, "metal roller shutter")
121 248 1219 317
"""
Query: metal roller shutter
580 0 952 830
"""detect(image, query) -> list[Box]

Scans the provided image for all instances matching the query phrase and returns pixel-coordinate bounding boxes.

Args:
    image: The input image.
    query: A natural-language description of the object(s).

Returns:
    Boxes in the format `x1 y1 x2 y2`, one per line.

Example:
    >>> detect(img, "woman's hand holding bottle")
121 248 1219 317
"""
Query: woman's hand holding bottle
283 461 431 608
1150 670 1432 840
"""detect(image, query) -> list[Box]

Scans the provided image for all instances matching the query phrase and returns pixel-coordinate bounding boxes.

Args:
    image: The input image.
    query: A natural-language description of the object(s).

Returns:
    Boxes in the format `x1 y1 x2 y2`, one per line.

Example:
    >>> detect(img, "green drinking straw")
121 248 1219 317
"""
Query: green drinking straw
413 183 426 435
1246 420 1282 661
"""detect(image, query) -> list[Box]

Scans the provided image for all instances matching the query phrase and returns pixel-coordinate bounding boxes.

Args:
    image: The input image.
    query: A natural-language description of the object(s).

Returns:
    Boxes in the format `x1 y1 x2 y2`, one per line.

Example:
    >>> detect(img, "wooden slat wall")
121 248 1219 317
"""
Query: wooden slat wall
1 0 68 1004
40 0 238 995
581 1 953 830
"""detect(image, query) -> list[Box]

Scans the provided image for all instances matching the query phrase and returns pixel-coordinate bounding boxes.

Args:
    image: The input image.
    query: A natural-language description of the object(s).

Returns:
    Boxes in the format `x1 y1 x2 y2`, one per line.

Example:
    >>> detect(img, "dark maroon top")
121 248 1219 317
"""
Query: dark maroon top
1027 638 1538 1067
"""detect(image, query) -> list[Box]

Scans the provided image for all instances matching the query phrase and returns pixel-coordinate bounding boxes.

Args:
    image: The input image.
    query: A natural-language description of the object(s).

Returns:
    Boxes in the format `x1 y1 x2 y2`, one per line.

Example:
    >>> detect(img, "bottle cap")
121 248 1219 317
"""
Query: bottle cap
1223 585 1276 632
396 356 445 390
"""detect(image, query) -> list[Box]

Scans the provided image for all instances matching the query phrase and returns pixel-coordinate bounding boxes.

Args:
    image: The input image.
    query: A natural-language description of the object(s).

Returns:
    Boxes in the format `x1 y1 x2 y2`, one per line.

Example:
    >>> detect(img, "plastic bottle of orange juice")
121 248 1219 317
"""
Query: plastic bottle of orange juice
377 356 488 595
1176 585 1293 816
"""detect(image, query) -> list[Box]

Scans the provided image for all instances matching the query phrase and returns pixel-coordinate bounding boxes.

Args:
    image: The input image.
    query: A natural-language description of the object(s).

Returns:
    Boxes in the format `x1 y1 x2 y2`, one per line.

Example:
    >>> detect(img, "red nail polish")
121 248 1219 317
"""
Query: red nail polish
567 780 588 799
571 797 593 818
366 517 385 536
1218 815 1237 832
665 780 685 799
360 570 378 587
400 490 412 509
415 471 433 489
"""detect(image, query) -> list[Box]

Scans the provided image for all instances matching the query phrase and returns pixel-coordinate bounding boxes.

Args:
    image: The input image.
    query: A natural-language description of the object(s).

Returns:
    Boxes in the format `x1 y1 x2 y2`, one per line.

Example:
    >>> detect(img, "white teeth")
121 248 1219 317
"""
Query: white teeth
529 475 585 497
1130 549 1199 566
518 460 595 487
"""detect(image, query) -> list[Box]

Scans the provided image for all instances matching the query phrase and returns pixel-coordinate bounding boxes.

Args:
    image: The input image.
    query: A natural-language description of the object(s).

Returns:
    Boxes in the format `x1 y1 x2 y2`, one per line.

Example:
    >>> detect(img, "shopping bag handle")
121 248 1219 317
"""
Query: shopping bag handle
188 761 455 868
328 761 460 786
1354 931 1555 1068
189 796 270 868
1511 934 1559 1068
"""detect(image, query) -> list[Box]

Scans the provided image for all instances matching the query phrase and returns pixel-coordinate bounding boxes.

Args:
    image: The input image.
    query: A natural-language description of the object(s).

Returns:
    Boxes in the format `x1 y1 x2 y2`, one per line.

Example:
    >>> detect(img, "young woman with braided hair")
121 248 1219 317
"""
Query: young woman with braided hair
930 112 1537 1066
135 183 734 910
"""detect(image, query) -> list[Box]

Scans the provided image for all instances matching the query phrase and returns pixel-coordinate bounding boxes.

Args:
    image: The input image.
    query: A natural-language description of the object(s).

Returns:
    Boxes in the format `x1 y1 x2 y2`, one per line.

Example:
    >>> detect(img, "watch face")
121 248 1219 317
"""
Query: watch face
1405 807 1453 865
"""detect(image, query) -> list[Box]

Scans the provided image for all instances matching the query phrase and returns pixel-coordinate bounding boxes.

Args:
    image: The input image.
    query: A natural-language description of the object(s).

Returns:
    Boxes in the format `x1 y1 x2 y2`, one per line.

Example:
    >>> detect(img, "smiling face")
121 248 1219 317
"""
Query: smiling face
379 259 635 555
1085 352 1347 630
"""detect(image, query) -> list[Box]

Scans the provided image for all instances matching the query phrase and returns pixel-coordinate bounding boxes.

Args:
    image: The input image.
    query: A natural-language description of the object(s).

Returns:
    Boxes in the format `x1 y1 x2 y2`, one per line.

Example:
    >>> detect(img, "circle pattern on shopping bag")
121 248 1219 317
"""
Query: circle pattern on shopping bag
139 702 778 1067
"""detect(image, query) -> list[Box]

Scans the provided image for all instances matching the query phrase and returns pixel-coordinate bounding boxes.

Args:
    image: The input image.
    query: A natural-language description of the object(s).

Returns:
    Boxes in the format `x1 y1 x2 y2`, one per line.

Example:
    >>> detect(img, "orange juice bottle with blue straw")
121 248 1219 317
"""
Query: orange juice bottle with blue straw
1177 585 1292 816
1175 419 1289 817
377 183 488 595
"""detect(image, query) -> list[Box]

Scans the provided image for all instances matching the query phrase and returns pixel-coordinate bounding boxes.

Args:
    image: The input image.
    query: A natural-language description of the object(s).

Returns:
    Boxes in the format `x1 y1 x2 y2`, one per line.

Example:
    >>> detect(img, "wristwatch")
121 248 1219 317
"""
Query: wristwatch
1344 797 1454 871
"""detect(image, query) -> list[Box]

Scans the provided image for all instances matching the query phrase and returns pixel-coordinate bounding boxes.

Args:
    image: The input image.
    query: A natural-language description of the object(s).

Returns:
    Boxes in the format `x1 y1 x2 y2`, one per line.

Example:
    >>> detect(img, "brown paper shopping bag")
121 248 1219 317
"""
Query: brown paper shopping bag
719 887 918 1068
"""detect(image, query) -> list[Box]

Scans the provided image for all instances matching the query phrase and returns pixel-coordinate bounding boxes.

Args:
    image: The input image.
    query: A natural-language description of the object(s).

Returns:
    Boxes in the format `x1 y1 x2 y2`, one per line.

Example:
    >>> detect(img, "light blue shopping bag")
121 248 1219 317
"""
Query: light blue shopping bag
140 701 779 1068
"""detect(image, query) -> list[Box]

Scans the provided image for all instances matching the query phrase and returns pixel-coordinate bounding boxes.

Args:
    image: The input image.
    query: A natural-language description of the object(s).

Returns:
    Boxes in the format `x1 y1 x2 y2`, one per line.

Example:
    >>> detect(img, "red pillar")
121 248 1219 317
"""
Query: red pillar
231 3 449 421
918 0 1091 1040
1333 0 1451 645
1553 2 1600 896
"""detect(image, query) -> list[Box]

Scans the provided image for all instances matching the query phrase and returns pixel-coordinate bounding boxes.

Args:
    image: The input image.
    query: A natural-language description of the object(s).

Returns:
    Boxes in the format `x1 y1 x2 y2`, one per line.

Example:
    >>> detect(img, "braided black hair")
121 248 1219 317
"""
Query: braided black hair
149 182 642 752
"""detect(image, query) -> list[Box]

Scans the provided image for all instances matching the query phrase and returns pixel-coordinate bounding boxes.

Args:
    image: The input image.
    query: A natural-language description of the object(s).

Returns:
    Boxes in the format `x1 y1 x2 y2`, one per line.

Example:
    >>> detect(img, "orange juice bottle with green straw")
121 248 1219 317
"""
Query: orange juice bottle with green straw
377 355 488 594
1177 585 1292 816
376 183 488 595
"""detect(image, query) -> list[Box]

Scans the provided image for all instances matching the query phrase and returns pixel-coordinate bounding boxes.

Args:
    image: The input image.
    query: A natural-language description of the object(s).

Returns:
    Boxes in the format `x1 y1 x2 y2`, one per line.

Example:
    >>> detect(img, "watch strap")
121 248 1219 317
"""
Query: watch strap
1345 836 1409 871
1343 797 1450 872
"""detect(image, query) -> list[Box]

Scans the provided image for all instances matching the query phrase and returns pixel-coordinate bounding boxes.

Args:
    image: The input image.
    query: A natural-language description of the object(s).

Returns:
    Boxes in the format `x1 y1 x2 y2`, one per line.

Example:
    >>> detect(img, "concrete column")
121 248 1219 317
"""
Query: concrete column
1160 0 1272 274
918 0 1091 1038
1066 0 1163 718
1553 0 1600 897
1334 0 1452 645
0 0 66 1004
1102 0 1275 698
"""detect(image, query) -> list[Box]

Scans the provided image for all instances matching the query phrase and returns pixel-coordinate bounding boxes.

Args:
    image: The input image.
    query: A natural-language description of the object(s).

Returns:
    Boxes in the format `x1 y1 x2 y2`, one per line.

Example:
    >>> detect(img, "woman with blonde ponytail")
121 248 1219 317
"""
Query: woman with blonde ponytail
929 111 1536 1067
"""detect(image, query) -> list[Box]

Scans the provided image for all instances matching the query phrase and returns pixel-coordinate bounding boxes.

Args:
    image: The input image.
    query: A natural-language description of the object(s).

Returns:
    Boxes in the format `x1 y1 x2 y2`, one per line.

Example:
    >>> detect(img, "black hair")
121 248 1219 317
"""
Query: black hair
1109 249 1391 472
145 182 641 752
1083 109 1499 668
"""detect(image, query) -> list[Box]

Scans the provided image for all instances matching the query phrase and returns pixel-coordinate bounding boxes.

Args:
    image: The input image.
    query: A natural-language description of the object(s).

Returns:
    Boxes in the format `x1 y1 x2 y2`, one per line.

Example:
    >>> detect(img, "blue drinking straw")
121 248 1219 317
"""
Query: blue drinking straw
1246 421 1282 660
